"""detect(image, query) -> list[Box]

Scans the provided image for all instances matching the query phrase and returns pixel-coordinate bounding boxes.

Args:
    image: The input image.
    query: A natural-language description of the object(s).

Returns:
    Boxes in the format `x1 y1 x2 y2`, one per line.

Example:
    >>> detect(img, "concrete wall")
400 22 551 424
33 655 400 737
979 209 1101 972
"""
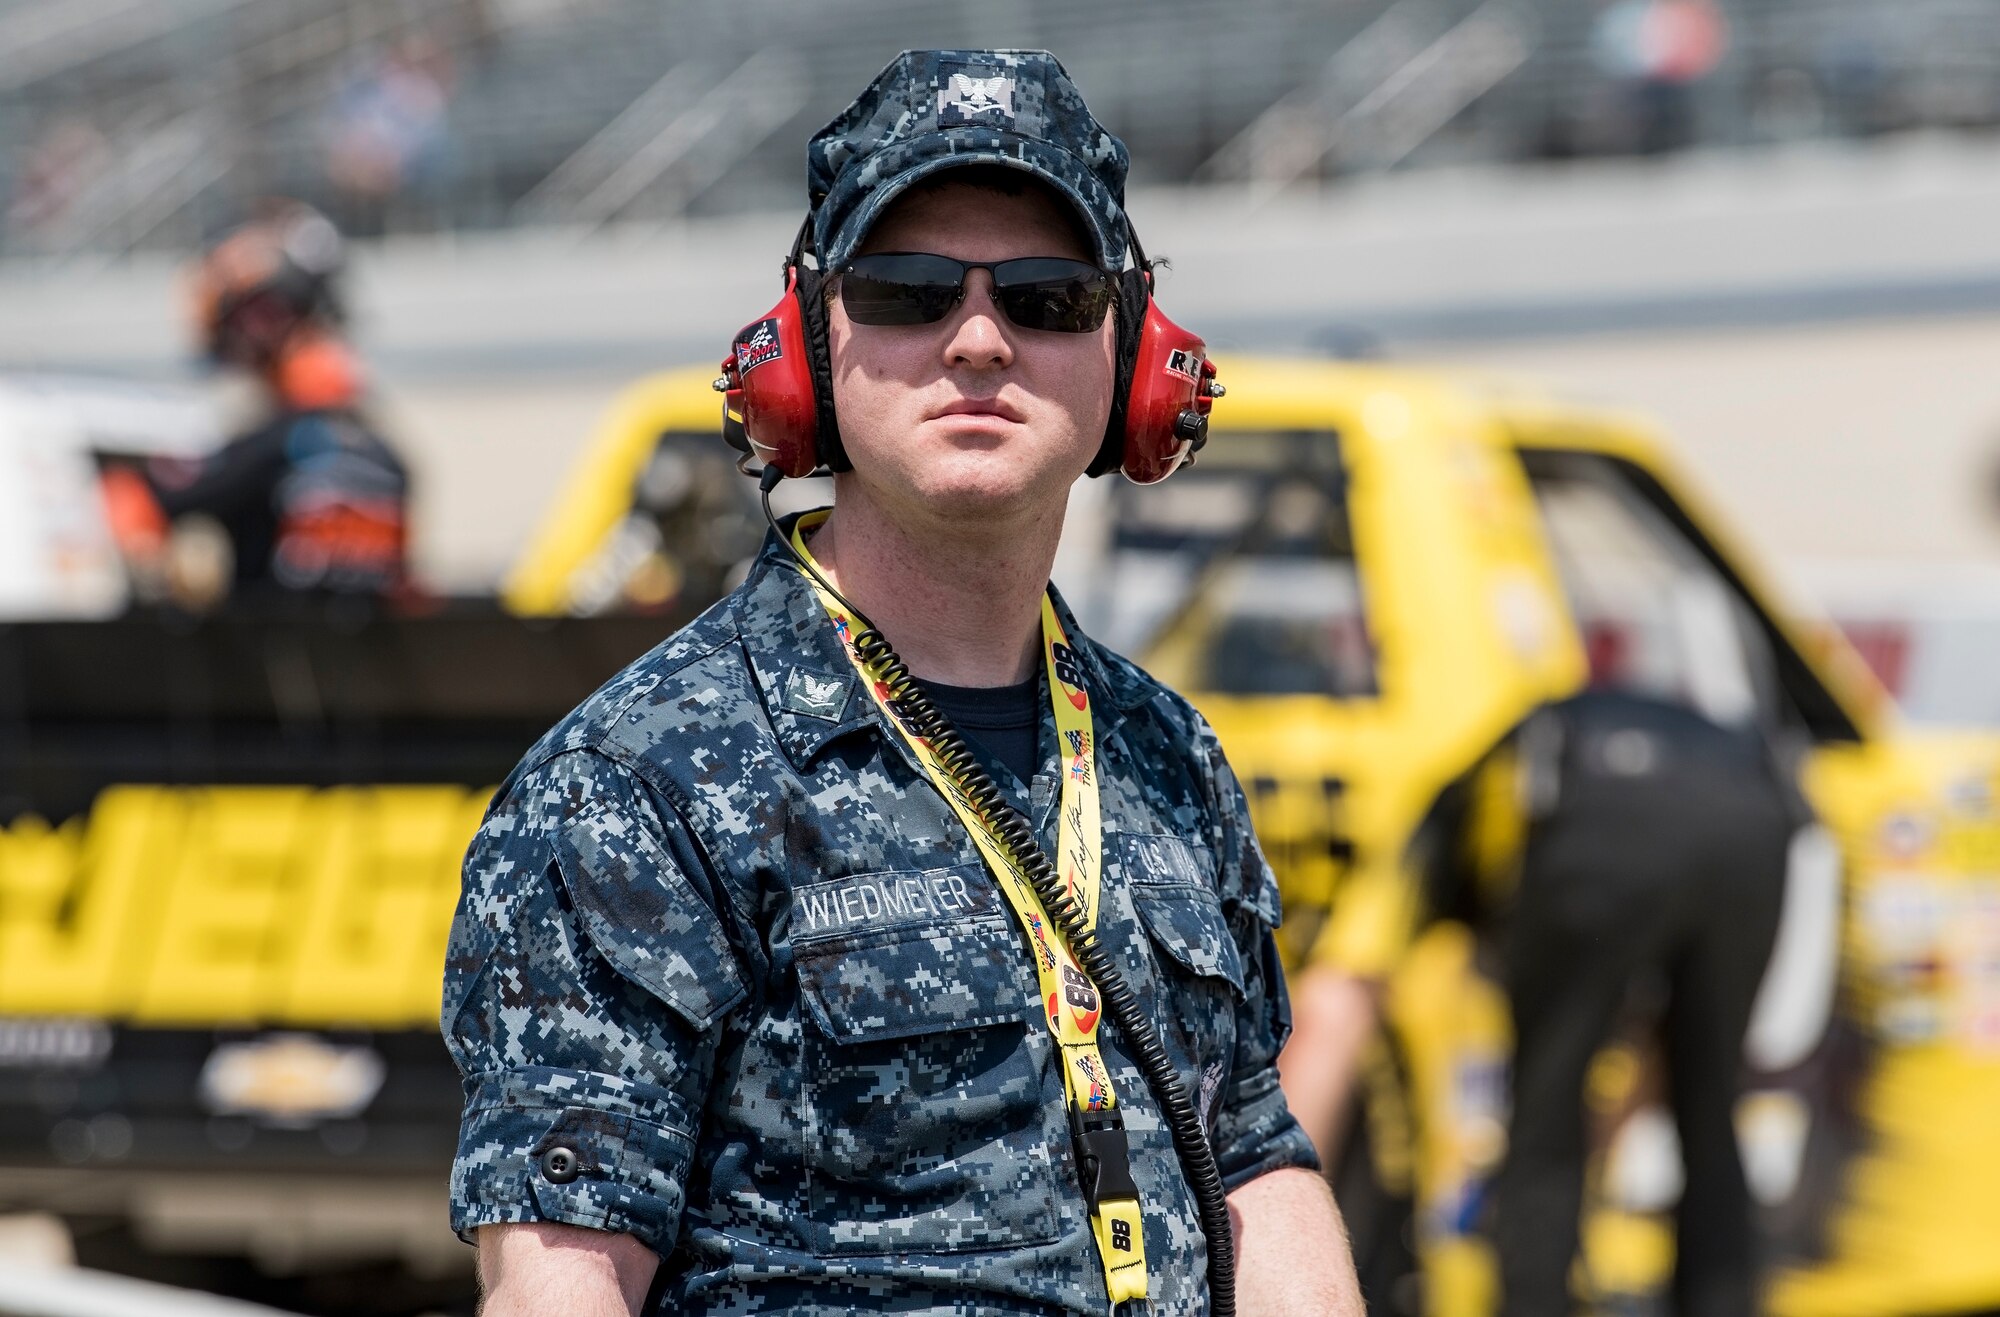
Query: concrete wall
5 134 1999 591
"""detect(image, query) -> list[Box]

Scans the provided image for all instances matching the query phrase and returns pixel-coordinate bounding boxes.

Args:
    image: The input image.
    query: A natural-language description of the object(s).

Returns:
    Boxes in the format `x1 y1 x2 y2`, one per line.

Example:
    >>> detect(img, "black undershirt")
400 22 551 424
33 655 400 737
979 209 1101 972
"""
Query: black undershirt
912 675 1042 787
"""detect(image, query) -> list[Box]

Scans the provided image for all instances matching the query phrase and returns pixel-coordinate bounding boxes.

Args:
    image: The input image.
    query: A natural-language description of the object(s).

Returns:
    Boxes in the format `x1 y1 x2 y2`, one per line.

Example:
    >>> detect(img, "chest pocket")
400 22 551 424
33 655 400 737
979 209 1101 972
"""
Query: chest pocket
1125 835 1245 1129
792 871 1061 1258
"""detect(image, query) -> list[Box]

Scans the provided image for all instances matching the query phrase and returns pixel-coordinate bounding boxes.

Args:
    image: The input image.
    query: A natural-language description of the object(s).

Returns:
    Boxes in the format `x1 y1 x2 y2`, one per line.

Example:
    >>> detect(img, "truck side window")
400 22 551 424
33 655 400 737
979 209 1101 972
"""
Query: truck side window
1522 452 1783 730
1196 549 1374 697
563 432 769 616
1099 432 1376 698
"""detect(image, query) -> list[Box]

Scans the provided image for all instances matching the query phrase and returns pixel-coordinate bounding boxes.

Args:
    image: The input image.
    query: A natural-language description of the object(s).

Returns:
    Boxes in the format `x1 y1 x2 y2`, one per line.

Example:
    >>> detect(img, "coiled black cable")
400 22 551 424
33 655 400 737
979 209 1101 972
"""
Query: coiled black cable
760 470 1237 1317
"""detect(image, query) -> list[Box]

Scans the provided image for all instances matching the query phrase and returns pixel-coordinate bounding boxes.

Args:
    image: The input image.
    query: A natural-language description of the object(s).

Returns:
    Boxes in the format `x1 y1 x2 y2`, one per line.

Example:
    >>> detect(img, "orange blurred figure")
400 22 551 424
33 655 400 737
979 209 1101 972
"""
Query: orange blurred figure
150 202 411 600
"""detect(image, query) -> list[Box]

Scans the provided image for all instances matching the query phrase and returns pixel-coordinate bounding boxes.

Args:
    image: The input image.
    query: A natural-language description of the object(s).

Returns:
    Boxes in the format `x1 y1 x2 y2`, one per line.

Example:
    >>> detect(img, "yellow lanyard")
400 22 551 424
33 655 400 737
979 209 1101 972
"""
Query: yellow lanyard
790 510 1150 1308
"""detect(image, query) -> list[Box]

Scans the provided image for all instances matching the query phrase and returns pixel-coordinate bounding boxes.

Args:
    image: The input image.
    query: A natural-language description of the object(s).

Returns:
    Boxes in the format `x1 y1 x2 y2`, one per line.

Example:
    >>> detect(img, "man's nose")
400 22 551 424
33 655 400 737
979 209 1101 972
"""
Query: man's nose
942 269 1014 369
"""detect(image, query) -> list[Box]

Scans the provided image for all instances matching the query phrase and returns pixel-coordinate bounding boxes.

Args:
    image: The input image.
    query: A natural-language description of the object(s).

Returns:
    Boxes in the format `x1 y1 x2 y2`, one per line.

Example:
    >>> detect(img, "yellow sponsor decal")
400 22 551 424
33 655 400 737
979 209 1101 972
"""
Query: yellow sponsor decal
1941 822 2000 871
0 785 486 1026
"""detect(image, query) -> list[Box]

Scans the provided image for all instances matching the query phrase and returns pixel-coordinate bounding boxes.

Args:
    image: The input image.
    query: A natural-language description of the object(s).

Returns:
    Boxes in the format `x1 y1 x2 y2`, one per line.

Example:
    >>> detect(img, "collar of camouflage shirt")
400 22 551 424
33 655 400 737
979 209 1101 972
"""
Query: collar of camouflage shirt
735 514 1156 774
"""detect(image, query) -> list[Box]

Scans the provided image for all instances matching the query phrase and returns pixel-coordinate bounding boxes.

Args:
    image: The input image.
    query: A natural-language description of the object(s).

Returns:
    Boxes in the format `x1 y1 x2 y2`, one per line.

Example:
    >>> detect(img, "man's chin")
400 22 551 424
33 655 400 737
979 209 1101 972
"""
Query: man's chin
904 449 1079 519
908 477 1042 522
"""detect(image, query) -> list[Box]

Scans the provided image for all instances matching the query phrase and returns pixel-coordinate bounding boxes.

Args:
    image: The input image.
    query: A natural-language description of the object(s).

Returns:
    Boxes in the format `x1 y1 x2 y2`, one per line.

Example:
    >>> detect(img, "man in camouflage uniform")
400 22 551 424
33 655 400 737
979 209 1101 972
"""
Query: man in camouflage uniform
443 49 1362 1317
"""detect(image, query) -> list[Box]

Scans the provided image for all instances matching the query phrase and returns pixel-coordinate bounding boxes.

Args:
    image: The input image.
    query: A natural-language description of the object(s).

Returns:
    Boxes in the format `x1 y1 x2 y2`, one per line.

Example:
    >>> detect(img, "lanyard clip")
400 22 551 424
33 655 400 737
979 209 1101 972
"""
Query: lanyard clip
1070 1106 1140 1210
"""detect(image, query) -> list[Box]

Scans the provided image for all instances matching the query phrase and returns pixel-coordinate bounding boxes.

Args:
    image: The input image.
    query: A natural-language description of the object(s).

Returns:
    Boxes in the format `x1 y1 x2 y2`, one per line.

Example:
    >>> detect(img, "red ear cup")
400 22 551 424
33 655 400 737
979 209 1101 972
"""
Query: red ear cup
1119 295 1222 485
717 269 821 478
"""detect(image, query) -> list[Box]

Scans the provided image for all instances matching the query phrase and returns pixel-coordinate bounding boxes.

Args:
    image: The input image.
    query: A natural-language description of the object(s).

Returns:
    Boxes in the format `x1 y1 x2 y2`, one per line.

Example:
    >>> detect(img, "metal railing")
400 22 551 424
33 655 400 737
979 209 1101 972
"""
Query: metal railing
515 48 809 229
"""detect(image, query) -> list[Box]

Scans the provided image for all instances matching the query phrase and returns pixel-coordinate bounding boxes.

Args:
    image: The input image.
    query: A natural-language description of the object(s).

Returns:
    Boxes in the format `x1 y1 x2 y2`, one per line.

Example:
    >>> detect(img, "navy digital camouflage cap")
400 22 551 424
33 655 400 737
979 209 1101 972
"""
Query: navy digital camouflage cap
807 49 1130 272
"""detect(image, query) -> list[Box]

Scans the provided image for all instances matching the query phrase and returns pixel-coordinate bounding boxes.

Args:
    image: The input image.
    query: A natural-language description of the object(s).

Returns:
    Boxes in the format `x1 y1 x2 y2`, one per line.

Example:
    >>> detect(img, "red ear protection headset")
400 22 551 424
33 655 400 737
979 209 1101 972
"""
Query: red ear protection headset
716 216 1222 484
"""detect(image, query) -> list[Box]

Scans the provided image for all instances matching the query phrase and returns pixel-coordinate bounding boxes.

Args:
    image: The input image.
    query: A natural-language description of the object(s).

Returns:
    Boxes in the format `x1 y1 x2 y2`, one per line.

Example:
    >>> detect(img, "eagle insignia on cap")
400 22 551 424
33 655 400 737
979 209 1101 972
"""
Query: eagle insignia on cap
938 71 1015 125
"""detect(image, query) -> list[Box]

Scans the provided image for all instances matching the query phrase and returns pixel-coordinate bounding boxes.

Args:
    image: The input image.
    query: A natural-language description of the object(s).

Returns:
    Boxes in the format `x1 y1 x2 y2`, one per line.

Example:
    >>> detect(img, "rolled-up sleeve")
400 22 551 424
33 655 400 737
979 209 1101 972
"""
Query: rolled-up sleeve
441 749 746 1255
1195 721 1323 1190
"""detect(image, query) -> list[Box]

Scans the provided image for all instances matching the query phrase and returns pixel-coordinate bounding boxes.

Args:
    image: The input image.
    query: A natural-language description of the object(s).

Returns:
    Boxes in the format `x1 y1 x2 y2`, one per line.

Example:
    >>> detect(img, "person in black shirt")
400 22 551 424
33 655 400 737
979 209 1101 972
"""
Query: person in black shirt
147 202 410 599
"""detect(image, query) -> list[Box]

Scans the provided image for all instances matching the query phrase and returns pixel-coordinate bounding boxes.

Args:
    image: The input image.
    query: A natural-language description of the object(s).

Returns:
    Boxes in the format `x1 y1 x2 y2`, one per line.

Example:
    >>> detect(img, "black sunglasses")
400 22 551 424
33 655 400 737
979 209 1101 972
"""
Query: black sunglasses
834 252 1116 334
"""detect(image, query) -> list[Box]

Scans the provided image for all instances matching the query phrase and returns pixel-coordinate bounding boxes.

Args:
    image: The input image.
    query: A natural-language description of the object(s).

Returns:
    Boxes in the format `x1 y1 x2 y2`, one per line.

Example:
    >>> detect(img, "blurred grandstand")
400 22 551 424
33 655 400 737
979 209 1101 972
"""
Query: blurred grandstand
3 0 2000 259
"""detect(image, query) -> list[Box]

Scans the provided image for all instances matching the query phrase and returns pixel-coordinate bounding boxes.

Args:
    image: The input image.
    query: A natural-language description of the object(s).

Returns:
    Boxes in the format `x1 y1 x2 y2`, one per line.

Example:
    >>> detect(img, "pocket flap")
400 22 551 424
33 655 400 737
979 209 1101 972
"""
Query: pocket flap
1133 881 1245 993
795 914 1031 1044
553 802 747 1032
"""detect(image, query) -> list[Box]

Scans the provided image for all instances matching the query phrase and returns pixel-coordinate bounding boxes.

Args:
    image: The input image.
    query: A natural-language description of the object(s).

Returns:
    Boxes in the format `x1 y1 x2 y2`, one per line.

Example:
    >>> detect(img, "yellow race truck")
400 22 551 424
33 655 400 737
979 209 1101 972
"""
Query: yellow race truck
5 358 1995 1314
508 357 2000 1315
1119 358 1997 1317
0 378 734 1309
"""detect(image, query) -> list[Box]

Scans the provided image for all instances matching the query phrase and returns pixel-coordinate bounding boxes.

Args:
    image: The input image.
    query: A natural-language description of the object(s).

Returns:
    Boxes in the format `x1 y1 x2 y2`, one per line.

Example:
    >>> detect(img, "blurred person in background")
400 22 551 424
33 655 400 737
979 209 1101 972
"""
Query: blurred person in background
1446 692 1802 1317
136 201 410 605
1290 696 1800 1315
1284 593 1806 1312
4 115 110 248
1591 0 1729 154
321 34 455 236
